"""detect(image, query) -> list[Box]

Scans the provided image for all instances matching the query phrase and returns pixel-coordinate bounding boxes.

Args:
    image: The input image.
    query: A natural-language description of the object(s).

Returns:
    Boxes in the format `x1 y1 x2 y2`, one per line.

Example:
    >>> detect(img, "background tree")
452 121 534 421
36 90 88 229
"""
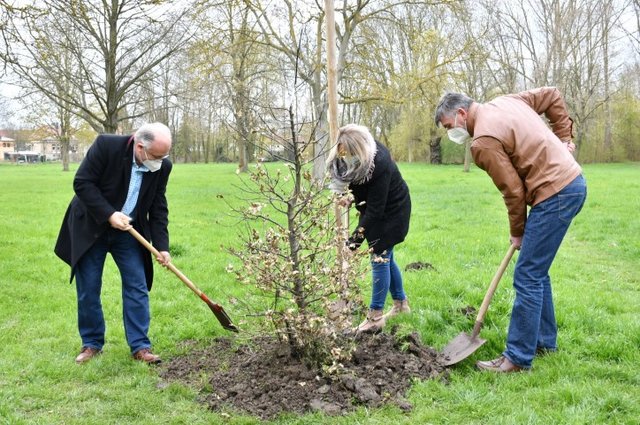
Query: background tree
244 0 456 179
344 3 458 163
612 63 640 160
2 0 639 165
0 96 12 127
476 0 632 162
1 0 195 133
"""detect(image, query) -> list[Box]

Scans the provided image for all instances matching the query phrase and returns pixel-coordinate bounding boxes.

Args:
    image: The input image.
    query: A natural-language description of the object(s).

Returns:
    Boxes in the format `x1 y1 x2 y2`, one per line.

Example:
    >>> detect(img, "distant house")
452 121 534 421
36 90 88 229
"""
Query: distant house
0 136 15 160
25 137 65 161
1 127 91 163
1 135 84 162
1 133 49 163
35 136 86 162
3 150 44 163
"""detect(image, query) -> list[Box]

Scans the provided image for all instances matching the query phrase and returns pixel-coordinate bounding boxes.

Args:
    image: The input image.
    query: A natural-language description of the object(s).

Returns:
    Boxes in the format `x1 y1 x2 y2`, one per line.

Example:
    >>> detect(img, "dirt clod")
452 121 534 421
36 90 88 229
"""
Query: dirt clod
404 261 435 271
160 330 448 420
459 305 477 317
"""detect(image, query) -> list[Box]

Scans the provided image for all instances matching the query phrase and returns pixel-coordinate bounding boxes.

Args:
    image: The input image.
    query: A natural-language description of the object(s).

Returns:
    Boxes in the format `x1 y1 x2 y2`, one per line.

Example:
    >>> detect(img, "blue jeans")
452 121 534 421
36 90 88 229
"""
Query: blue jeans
504 175 587 368
74 228 151 354
369 248 407 310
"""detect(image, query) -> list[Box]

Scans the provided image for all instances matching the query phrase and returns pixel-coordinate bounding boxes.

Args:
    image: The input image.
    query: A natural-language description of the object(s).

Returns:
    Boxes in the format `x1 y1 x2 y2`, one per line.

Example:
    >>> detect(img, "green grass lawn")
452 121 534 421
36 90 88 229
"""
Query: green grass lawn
0 161 638 424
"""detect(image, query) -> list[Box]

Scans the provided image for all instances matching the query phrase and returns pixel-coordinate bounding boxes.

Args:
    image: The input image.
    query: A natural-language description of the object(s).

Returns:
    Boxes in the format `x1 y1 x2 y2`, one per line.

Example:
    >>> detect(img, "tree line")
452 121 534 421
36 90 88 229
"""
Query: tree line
1 0 638 172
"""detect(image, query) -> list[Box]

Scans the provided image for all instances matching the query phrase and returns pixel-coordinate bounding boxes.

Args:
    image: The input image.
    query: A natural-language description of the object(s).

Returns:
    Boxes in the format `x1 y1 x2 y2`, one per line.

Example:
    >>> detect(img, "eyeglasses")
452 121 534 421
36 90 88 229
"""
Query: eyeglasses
143 146 170 161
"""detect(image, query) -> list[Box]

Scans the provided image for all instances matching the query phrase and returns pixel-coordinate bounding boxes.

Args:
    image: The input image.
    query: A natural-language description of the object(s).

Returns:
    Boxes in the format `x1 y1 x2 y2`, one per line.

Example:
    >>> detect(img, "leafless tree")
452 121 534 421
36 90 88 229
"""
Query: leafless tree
1 0 195 134
243 0 456 179
3 0 638 164
479 0 629 161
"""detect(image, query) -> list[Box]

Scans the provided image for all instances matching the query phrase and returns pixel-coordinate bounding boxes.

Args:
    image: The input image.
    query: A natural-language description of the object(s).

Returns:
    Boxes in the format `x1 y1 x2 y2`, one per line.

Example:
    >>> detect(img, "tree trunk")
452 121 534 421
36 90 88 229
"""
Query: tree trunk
430 135 441 164
602 2 613 161
60 136 70 171
463 140 472 172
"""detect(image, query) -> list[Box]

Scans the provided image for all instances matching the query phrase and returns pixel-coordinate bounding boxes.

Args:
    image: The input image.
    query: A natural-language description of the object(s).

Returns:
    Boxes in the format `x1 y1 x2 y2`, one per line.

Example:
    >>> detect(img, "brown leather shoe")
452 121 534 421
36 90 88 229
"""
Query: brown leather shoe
476 356 524 373
75 347 102 364
132 348 161 364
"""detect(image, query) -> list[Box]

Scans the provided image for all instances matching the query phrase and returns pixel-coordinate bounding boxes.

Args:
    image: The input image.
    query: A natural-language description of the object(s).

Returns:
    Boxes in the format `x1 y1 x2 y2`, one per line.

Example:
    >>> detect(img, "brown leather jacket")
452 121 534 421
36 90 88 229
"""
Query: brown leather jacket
468 87 582 237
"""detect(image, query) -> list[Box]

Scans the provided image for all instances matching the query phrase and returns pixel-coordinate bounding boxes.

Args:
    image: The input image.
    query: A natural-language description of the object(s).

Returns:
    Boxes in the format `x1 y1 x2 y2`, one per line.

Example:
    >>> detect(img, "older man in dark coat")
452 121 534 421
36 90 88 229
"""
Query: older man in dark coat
55 122 173 364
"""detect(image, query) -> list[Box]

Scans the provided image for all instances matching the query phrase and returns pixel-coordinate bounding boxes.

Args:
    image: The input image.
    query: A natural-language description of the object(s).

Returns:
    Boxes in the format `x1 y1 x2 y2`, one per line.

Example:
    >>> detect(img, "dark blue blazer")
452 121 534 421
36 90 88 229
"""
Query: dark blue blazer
54 134 172 289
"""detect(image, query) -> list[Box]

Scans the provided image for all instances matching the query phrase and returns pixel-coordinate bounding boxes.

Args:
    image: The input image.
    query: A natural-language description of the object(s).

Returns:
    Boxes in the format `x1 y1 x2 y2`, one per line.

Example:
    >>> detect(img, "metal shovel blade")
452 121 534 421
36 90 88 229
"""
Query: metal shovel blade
439 331 487 366
204 298 239 333
439 245 517 366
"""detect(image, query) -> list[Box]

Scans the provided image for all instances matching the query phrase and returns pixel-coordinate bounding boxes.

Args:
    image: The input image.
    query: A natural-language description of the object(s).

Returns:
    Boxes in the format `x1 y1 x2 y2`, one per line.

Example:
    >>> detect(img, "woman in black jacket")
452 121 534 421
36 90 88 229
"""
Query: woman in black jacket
327 124 412 333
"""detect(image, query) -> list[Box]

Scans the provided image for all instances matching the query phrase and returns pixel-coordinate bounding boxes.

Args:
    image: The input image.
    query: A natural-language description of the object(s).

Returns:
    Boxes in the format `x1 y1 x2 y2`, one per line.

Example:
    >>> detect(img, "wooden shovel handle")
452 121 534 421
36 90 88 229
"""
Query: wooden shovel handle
471 244 517 337
127 227 238 332
127 227 204 298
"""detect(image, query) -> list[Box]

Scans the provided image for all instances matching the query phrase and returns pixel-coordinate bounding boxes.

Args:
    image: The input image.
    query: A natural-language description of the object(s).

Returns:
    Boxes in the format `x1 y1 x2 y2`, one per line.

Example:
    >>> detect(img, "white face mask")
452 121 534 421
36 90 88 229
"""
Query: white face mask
143 158 162 172
447 113 471 145
142 146 164 172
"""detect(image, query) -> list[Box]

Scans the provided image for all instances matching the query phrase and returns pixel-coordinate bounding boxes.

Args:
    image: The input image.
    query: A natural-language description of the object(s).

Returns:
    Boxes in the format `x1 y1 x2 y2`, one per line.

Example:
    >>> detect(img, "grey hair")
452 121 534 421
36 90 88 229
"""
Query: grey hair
434 92 474 127
134 122 172 148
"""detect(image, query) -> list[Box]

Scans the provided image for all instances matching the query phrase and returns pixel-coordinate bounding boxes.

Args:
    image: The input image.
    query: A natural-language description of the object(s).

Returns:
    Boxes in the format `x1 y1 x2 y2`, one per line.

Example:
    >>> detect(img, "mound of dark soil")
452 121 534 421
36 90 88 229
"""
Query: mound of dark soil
160 329 448 420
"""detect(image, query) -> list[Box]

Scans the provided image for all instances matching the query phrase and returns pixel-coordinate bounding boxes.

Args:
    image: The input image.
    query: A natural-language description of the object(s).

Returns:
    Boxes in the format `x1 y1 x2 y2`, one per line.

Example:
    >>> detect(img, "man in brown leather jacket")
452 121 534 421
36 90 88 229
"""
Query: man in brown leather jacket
435 87 587 372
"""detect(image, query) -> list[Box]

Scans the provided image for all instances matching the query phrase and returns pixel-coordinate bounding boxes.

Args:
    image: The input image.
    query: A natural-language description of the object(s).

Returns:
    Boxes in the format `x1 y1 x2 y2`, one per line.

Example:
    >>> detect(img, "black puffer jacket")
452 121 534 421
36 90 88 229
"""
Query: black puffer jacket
349 142 411 254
